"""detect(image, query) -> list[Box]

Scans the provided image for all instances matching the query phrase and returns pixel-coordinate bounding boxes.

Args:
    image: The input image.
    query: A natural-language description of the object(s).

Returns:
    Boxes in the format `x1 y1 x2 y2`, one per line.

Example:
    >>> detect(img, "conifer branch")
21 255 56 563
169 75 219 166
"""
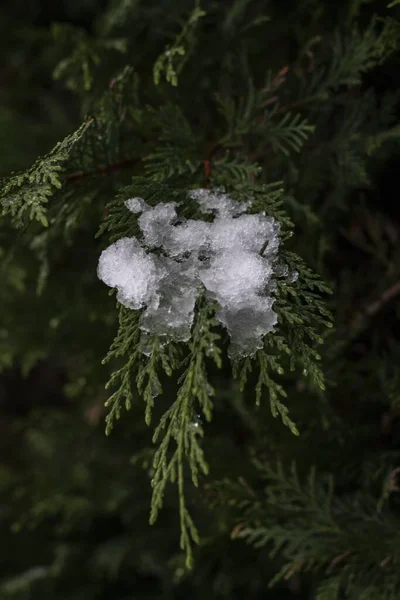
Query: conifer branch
3 0 398 588
149 298 221 568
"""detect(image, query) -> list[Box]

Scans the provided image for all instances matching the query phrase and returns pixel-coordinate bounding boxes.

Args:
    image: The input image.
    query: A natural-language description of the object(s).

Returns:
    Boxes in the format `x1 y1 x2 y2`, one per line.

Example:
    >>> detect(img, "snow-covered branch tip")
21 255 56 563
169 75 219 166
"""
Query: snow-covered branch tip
98 187 298 358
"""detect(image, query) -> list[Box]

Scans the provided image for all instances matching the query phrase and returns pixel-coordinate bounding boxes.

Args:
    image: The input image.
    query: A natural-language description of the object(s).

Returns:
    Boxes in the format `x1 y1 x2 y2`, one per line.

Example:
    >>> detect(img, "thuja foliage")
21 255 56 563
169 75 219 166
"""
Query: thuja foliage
1 0 400 598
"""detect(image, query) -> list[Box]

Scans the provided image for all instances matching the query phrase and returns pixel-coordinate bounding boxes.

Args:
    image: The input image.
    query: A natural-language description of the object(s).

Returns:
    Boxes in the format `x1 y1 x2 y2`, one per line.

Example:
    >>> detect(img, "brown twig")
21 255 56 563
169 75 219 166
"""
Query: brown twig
328 551 351 572
328 280 400 375
380 555 393 568
336 281 400 344
203 159 211 180
231 522 245 538
66 158 140 184
363 282 400 320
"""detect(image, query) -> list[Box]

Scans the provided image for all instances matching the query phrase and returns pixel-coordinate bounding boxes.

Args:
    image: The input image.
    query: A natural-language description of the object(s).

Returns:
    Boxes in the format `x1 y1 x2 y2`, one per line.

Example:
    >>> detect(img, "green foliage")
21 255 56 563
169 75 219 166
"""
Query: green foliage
0 123 90 227
96 167 331 565
143 105 202 180
153 2 206 87
304 17 399 99
233 246 332 435
212 460 400 596
1 0 400 597
215 81 315 157
262 109 315 156
150 299 221 568
52 23 128 93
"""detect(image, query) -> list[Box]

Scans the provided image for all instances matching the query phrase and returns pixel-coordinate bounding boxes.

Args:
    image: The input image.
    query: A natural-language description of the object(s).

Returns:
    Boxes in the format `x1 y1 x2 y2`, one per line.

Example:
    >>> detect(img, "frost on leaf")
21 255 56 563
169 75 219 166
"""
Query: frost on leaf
98 188 292 357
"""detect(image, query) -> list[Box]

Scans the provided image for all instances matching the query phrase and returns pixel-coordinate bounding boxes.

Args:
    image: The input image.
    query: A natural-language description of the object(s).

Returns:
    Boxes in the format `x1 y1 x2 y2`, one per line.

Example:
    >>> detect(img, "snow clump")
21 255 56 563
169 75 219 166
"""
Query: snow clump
98 188 292 357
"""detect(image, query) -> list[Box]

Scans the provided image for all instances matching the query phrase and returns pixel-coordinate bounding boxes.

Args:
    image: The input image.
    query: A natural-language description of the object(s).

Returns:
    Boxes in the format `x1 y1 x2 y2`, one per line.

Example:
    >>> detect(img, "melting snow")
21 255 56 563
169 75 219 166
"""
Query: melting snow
98 189 292 357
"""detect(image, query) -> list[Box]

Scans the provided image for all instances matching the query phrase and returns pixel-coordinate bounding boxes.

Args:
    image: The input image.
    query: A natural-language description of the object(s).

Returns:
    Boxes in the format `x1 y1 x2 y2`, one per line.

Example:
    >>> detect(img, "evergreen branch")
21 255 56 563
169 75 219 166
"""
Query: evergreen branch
229 191 331 436
103 306 181 434
136 335 180 426
244 182 291 230
223 461 400 590
306 18 399 99
97 178 190 242
262 110 315 156
143 105 202 182
149 298 221 568
103 307 142 435
216 83 315 157
52 23 127 93
210 154 262 185
0 122 91 227
255 350 299 436
153 3 206 87
3 0 400 592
